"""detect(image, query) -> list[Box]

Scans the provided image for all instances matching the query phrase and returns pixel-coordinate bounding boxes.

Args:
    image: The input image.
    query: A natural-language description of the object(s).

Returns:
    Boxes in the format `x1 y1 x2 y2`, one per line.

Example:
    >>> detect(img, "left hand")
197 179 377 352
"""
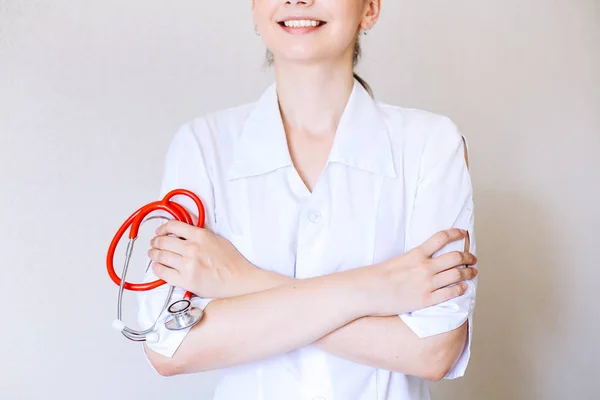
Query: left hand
148 220 258 298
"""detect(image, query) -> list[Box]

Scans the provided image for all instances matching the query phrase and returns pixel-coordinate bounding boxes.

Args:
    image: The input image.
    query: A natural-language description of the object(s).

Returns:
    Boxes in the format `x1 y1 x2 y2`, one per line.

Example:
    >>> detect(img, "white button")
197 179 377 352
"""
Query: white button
308 211 322 223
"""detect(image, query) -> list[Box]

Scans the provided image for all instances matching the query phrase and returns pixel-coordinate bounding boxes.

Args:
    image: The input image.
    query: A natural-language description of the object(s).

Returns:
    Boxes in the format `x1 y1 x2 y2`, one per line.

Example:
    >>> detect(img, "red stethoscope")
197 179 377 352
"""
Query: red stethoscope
107 189 206 342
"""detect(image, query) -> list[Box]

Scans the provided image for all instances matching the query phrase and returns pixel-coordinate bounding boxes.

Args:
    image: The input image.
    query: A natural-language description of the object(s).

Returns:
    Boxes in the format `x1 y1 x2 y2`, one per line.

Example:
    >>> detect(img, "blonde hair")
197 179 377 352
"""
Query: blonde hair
265 37 374 97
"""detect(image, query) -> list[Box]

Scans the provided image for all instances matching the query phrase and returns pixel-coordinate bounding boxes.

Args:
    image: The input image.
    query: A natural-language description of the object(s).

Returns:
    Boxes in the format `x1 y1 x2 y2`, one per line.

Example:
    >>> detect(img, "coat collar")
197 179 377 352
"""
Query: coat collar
227 78 397 180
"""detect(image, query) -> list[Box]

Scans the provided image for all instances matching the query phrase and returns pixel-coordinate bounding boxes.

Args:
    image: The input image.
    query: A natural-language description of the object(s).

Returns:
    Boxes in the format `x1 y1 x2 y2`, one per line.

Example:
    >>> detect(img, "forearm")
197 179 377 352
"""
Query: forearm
315 314 468 380
145 268 370 376
240 269 468 380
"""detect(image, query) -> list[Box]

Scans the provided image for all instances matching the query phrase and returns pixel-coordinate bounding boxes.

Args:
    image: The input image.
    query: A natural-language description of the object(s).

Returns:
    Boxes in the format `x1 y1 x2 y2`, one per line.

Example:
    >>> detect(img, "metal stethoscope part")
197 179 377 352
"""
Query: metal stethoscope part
107 189 206 342
165 299 204 331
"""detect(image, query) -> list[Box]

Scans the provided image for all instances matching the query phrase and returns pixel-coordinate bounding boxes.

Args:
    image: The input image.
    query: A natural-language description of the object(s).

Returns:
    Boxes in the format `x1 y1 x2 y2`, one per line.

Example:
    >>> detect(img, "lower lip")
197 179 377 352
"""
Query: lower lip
279 23 325 35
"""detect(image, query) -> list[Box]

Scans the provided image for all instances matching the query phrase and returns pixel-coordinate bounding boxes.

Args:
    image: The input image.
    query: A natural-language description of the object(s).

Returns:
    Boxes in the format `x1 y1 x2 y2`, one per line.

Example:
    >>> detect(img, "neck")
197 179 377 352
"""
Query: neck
273 58 355 137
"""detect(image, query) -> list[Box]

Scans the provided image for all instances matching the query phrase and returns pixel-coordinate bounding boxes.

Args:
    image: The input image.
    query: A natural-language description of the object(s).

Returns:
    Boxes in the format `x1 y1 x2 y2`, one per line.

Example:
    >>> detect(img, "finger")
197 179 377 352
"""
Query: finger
429 282 468 306
151 262 181 287
418 228 468 257
429 251 478 274
432 267 478 291
151 235 190 257
156 220 197 240
148 248 185 272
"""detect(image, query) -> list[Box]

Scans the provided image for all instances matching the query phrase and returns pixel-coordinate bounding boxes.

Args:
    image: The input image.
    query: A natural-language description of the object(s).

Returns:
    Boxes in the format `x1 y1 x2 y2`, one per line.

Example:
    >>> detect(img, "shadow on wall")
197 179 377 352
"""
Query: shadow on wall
430 183 564 400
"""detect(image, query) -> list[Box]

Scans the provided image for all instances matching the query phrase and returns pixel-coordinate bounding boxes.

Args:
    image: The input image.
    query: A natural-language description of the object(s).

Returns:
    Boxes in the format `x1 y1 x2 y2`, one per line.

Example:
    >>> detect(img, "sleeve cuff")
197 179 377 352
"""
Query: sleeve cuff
398 279 475 338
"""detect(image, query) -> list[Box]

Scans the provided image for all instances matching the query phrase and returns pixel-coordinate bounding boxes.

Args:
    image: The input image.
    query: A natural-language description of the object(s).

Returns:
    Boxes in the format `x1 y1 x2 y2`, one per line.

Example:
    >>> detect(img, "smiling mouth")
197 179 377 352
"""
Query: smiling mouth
278 20 325 28
277 19 327 33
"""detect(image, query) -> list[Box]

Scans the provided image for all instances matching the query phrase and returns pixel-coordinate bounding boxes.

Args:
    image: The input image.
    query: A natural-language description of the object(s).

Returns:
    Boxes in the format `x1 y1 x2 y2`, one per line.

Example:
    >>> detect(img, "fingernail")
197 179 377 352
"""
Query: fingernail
155 227 159 235
459 229 467 234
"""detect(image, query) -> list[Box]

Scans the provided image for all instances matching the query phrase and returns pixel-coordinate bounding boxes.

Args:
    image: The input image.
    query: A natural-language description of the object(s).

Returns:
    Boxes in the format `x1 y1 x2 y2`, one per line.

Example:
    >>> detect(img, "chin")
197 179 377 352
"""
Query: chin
271 47 335 66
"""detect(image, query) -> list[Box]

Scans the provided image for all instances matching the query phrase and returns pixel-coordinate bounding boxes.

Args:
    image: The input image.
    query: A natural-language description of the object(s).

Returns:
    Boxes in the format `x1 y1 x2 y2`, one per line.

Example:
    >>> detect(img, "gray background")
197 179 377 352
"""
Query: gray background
1 0 599 399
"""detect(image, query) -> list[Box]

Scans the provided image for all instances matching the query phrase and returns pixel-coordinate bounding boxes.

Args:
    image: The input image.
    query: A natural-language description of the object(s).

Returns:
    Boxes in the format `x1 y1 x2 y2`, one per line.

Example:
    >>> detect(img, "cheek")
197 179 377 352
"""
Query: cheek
332 0 365 19
253 9 267 29
253 0 277 23
329 22 360 42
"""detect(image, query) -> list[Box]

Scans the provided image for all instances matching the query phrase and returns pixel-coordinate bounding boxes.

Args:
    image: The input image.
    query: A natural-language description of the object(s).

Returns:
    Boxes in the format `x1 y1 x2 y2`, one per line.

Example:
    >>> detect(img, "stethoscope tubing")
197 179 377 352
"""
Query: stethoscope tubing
107 189 205 294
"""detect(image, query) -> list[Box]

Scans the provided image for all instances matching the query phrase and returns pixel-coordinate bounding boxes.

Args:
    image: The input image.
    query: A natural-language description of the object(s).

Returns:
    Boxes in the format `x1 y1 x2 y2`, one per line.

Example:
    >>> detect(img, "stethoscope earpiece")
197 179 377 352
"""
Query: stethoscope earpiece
146 332 160 344
112 319 125 332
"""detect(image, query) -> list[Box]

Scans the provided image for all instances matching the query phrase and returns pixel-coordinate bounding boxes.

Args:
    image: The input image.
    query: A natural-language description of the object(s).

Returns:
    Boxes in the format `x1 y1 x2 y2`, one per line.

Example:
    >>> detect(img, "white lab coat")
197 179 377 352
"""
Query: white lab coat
138 78 478 400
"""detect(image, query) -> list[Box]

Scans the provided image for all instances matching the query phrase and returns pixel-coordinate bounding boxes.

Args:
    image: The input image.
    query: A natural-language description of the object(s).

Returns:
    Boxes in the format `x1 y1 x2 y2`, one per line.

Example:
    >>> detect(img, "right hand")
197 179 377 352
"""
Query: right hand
149 220 260 299
363 228 478 317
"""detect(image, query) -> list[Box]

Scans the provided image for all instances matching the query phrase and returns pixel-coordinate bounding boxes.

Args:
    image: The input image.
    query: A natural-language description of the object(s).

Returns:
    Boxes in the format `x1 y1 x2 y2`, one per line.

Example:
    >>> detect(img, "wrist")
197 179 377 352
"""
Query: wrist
242 266 295 295
346 263 386 317
330 266 378 320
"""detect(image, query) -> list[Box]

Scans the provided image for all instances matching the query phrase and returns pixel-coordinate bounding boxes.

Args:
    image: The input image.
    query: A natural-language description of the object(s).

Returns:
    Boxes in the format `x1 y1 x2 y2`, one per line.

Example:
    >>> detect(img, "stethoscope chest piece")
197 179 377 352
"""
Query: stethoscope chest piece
165 299 204 331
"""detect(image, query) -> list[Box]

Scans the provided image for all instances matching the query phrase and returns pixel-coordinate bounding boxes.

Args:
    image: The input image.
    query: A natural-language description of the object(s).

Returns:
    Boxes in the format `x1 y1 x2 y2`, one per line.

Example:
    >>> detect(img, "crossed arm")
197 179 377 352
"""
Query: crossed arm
144 232 470 381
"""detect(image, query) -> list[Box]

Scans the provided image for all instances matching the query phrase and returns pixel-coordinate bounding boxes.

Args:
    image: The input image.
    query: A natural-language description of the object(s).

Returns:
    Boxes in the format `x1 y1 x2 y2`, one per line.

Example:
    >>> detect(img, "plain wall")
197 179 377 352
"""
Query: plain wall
1 0 598 399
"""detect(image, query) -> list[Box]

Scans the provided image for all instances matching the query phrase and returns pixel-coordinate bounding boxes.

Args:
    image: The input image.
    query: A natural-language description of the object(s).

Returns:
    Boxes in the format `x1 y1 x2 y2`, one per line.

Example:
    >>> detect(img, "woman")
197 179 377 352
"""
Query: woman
139 0 479 399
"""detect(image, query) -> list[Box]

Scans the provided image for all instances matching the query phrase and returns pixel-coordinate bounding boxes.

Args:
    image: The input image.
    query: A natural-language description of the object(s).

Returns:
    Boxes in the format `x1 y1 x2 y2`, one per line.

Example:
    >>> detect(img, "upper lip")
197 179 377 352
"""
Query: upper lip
277 16 325 23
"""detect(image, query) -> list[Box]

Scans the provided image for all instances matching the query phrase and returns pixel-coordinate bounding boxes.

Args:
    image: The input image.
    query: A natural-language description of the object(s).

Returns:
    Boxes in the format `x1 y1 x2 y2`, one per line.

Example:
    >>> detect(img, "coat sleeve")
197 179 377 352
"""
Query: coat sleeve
137 121 217 360
398 117 478 379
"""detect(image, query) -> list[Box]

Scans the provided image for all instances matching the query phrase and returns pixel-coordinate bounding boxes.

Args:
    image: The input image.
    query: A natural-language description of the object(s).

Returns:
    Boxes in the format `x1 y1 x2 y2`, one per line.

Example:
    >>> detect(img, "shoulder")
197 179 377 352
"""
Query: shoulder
376 101 468 163
377 102 464 146
178 102 257 144
162 101 262 183
166 101 258 162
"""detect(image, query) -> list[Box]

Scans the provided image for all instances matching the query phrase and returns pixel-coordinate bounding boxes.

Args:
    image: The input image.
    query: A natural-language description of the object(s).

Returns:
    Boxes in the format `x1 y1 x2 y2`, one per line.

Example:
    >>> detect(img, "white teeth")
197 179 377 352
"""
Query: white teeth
283 20 321 28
